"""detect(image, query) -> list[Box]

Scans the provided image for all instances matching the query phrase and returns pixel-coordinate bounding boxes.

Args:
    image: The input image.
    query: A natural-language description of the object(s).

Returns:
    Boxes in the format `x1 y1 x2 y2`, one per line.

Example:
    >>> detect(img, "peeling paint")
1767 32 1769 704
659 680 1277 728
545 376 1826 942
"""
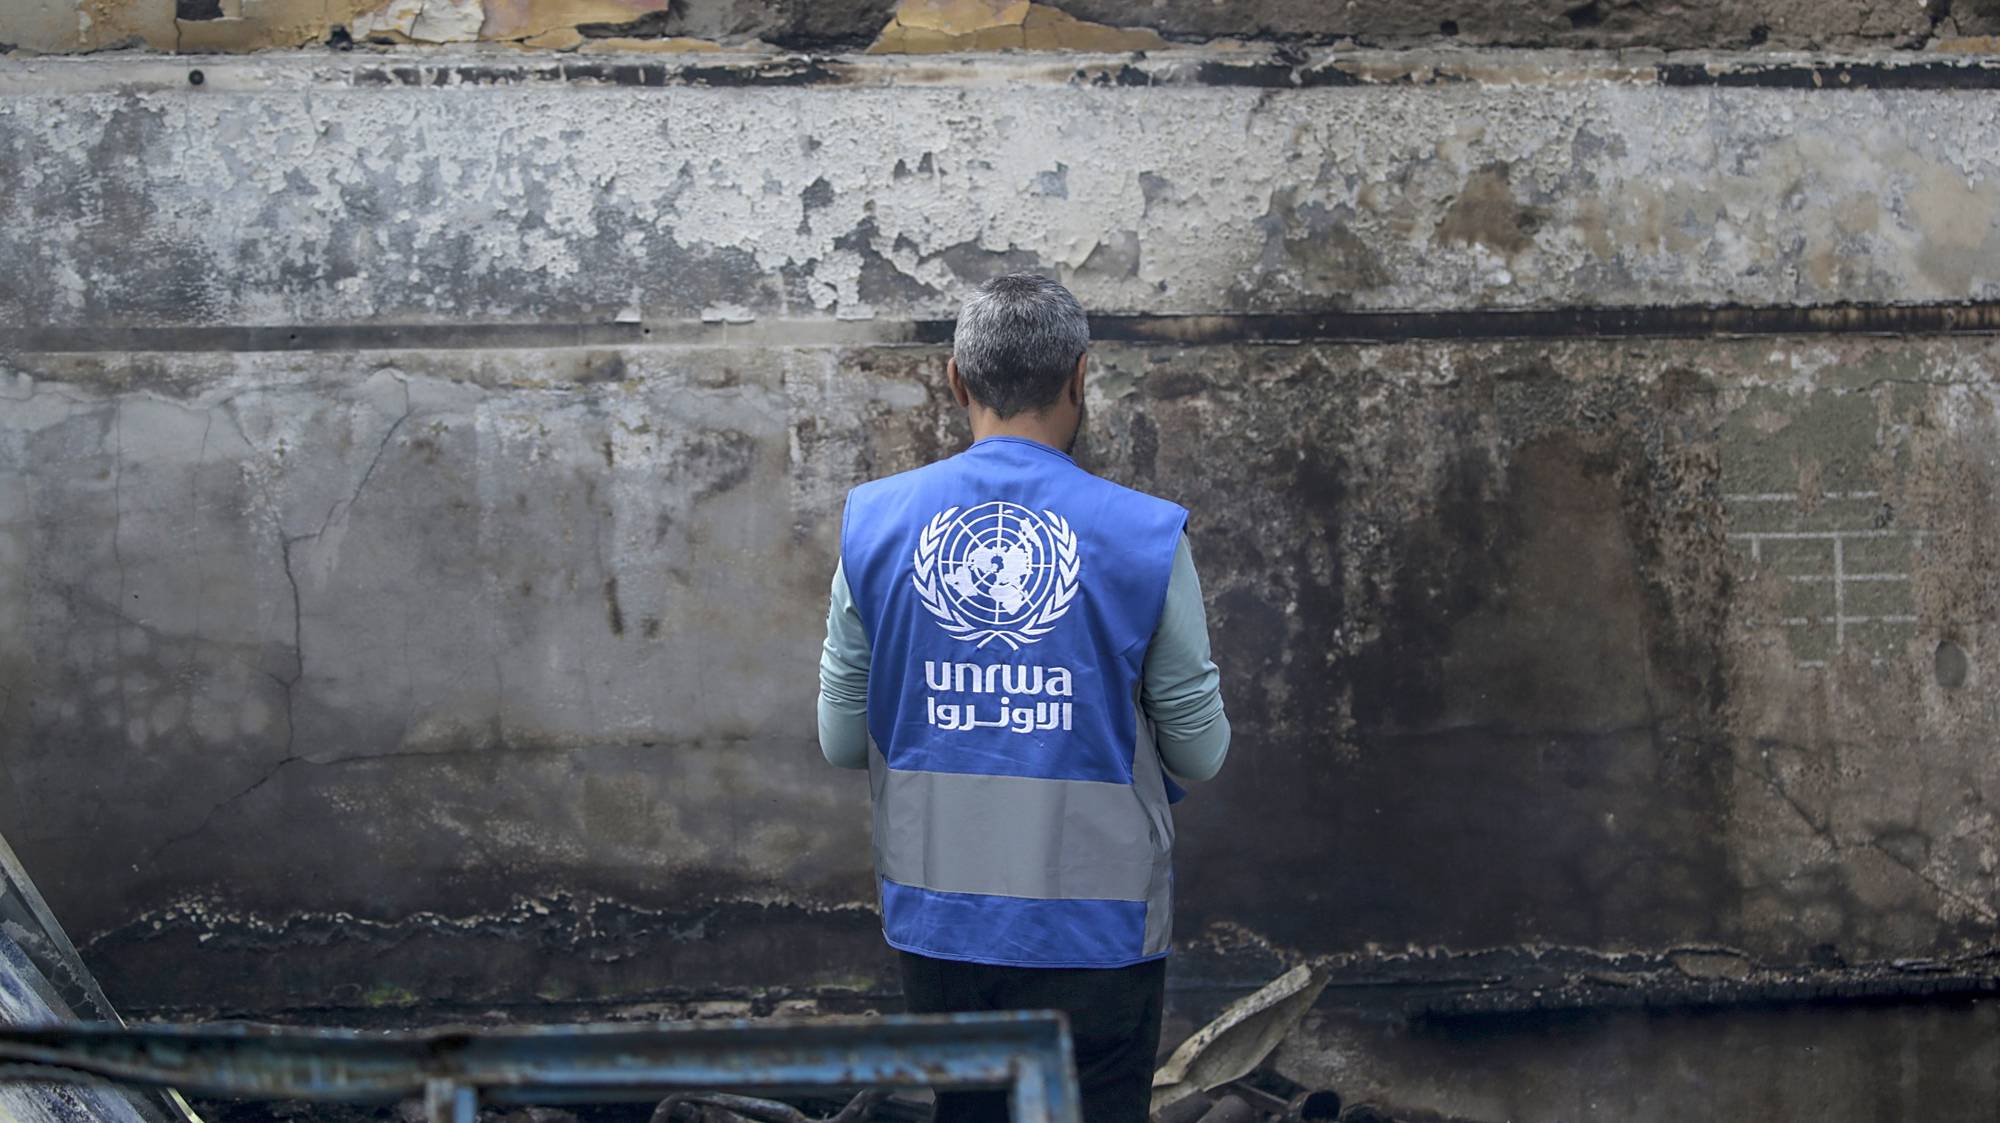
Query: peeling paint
868 0 1167 53
3 27 2000 1123
351 0 487 44
6 0 891 53
481 0 671 43
7 60 2000 329
12 0 2000 55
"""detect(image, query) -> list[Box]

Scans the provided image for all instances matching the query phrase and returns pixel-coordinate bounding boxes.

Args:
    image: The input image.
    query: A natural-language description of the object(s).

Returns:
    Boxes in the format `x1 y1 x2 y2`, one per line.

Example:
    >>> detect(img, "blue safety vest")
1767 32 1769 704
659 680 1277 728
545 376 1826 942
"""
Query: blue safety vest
840 435 1189 968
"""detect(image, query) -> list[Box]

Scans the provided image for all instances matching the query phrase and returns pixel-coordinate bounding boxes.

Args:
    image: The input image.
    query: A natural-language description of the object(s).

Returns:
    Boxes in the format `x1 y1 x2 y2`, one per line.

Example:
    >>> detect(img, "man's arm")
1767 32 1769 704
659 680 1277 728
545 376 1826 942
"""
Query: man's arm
817 560 872 769
1142 534 1230 782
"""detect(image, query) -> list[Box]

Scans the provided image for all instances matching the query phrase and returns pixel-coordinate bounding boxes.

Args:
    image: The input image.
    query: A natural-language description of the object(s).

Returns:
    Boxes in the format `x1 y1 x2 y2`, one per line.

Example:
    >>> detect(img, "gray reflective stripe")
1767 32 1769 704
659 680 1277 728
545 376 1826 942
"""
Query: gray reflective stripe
1128 693 1176 957
873 766 1168 903
866 692 1180 960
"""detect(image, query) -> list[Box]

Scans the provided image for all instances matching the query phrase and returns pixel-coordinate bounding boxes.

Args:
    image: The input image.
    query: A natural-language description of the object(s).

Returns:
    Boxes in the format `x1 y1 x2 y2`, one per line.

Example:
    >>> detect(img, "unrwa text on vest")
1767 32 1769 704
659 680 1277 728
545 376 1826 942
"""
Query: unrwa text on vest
922 660 1076 734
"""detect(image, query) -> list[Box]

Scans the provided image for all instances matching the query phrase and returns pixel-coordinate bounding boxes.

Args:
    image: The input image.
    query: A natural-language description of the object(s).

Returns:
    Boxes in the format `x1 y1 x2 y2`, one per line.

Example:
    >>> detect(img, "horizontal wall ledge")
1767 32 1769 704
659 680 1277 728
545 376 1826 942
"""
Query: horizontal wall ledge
9 302 2000 354
1168 946 2000 1020
1091 303 2000 344
7 49 2000 93
8 63 2000 328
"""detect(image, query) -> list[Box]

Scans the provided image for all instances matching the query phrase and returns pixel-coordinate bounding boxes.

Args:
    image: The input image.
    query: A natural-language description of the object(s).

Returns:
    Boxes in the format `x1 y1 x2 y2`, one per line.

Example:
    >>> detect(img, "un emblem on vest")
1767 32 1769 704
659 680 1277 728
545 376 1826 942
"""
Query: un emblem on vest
912 501 1082 650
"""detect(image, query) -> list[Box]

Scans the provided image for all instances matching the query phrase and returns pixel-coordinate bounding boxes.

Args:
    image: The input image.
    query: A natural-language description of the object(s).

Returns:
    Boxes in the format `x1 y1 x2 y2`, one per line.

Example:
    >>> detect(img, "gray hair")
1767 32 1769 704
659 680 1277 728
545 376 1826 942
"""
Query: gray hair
950 273 1090 418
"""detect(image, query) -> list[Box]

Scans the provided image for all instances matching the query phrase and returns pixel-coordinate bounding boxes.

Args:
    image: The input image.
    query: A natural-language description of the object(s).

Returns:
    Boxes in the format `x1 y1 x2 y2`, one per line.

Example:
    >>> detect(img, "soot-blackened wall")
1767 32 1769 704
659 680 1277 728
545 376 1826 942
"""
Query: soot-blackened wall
3 47 1999 1121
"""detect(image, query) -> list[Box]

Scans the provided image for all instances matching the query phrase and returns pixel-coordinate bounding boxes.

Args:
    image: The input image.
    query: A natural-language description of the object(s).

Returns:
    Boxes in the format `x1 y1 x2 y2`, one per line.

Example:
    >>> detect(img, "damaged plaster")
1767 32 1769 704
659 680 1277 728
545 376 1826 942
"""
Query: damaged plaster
5 0 2000 55
5 56 2000 332
867 0 1166 54
1 332 1996 1021
14 0 903 54
3 28 2000 1123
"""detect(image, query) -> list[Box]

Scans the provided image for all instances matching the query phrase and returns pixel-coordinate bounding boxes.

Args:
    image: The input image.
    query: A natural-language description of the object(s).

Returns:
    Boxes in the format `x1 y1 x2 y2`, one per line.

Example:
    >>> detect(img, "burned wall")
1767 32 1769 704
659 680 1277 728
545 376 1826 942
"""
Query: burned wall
10 53 2000 327
2 47 2000 1120
9 328 1995 1016
6 0 2000 56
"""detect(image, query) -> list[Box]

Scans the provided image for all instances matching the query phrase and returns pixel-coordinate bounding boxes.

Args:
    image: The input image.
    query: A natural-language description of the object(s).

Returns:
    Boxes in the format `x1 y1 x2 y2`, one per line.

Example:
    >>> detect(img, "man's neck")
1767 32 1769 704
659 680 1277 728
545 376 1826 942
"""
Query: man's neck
968 411 1071 453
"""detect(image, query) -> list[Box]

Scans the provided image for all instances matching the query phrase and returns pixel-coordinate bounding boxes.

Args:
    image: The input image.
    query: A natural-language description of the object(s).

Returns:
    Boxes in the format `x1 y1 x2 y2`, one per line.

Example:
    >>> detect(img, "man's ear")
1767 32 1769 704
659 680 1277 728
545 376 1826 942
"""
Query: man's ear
948 357 971 408
1069 352 1088 405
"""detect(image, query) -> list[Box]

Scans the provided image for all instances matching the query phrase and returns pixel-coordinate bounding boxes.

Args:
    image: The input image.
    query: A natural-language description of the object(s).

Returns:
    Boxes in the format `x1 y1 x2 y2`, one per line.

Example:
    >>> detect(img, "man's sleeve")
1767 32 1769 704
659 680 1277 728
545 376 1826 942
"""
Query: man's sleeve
1141 533 1231 782
817 559 872 770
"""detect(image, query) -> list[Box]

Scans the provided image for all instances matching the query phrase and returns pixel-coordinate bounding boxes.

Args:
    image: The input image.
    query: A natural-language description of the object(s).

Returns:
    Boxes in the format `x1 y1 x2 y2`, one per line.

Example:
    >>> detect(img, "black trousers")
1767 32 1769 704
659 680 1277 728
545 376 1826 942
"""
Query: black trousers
897 950 1166 1123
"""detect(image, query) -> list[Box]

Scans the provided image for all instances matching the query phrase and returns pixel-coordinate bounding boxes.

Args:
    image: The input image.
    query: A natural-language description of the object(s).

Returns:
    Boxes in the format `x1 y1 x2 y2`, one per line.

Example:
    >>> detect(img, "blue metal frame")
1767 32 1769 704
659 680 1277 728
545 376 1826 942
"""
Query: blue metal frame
1 829 204 1123
0 1012 1082 1123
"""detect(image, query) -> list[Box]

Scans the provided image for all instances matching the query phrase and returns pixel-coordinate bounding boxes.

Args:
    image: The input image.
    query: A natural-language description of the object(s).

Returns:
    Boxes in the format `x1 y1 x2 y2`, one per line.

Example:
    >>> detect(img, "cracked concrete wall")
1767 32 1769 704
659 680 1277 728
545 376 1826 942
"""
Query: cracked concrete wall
9 56 2000 327
6 331 2000 1114
3 50 2000 1120
8 333 1999 996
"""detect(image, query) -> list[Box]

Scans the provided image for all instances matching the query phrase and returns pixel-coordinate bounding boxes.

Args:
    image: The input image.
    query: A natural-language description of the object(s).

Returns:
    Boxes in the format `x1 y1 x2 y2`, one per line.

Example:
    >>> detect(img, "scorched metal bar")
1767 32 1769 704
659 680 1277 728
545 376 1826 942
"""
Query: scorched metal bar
0 1012 1082 1123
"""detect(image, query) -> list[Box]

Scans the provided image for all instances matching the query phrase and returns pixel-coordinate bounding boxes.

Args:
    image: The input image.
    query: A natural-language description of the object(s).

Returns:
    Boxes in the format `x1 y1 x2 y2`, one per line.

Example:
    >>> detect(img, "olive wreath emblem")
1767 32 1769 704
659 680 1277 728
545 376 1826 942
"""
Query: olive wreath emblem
912 505 1082 649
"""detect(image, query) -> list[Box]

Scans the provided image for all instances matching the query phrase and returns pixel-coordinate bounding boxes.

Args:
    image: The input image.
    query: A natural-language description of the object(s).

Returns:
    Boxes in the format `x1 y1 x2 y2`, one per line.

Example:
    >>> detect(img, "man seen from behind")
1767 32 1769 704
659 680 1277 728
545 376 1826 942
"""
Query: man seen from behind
817 273 1232 1123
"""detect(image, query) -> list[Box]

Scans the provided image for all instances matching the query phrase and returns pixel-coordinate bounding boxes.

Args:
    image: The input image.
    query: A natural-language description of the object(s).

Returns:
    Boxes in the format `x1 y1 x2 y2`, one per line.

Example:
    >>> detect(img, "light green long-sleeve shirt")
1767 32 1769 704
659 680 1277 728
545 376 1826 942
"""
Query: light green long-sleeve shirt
817 533 1231 782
